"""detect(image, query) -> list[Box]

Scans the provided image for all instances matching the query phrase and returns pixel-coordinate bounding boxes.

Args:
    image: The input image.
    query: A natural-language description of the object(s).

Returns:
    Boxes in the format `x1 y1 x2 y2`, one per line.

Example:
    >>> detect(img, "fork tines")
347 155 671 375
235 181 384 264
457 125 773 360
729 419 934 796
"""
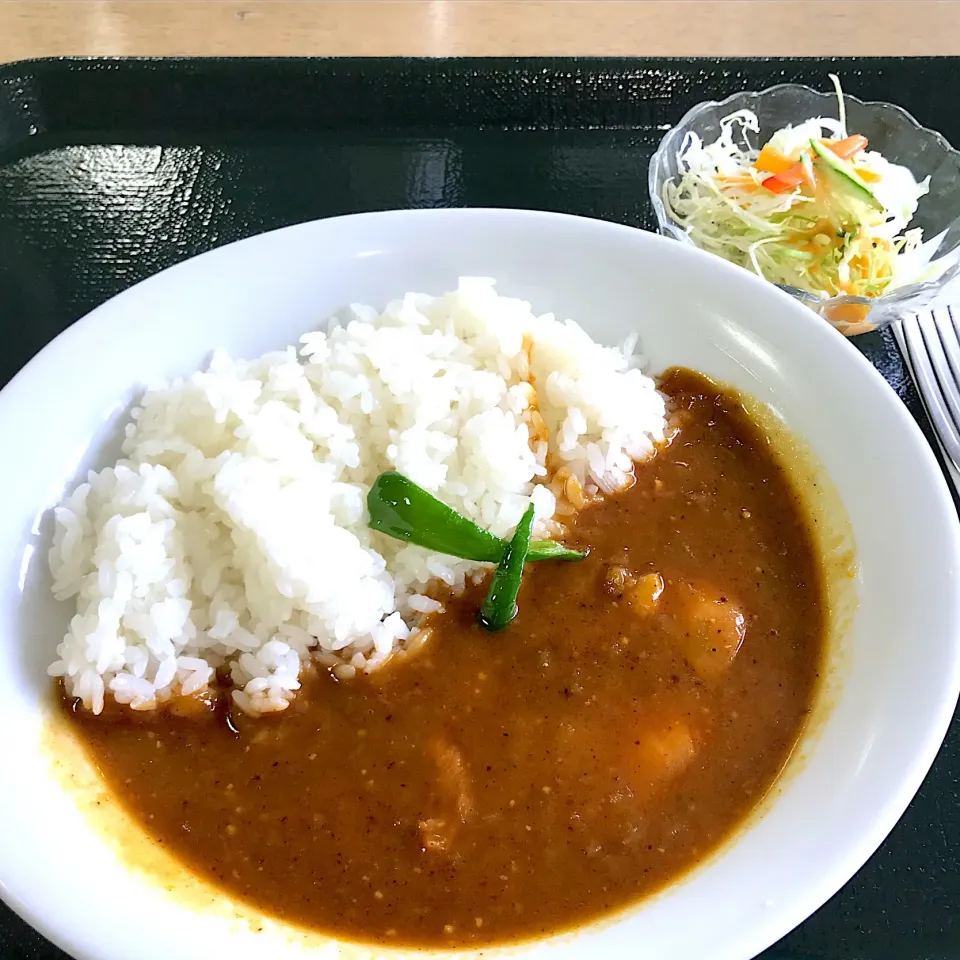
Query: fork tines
896 308 960 471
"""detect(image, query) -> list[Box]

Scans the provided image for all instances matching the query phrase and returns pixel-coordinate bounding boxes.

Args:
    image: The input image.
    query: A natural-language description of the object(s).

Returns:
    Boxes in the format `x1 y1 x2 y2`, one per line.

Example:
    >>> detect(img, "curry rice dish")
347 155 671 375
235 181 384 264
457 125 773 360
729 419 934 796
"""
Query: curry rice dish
51 284 827 948
61 372 825 946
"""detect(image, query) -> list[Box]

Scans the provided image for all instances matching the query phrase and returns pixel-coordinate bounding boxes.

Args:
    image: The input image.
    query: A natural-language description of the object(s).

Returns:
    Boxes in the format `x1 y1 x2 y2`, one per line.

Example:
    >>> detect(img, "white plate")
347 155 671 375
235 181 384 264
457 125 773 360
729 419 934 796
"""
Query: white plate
0 209 958 960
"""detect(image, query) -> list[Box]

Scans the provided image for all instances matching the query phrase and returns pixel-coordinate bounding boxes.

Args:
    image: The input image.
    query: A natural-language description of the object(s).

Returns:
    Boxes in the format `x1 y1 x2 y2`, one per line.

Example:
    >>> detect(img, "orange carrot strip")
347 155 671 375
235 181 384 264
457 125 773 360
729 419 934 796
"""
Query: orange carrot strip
762 158 816 194
823 134 868 159
755 143 795 175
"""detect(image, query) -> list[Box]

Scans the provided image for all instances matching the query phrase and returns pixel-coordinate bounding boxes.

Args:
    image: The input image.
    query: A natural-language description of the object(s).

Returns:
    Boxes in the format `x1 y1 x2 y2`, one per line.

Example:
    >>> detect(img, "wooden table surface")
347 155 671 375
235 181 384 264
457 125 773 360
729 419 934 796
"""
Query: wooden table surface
1 0 959 62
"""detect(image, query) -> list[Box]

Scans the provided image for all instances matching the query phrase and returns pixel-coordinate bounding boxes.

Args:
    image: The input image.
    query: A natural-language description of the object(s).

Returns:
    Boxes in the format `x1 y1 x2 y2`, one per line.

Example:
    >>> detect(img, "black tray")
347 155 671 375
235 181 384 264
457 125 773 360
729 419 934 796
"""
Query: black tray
0 57 956 960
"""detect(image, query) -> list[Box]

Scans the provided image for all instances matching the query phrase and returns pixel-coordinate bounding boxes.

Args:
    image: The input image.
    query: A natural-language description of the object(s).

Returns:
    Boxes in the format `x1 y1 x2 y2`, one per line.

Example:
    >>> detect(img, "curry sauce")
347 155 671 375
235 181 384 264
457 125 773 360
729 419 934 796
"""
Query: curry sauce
60 370 827 947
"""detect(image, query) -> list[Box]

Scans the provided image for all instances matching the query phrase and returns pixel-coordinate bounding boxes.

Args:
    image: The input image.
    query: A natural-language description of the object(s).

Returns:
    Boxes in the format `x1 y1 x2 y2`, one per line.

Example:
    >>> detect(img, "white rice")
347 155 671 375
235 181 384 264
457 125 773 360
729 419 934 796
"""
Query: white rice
47 278 667 716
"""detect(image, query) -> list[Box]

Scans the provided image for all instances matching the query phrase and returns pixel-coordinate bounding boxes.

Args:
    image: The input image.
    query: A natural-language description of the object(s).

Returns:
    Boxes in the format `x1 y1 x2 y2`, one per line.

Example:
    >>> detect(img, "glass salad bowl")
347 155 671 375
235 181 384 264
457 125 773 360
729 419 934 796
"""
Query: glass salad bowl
649 82 960 336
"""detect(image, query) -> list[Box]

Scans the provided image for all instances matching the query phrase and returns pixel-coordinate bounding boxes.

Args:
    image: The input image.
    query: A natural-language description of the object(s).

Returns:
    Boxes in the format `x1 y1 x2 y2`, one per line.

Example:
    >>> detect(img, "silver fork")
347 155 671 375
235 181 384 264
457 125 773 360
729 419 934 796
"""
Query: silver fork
893 308 960 472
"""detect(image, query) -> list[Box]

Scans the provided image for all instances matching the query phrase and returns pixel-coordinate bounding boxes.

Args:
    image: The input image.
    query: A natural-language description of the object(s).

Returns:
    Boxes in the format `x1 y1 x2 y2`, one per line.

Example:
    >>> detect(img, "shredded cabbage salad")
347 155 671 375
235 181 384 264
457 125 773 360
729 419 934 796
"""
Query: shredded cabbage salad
662 76 935 303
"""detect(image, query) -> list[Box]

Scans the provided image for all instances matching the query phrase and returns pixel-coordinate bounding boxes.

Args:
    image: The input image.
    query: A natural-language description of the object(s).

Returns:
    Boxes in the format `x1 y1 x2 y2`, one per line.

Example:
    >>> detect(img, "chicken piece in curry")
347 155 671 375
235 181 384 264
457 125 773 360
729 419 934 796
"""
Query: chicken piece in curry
61 369 827 947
